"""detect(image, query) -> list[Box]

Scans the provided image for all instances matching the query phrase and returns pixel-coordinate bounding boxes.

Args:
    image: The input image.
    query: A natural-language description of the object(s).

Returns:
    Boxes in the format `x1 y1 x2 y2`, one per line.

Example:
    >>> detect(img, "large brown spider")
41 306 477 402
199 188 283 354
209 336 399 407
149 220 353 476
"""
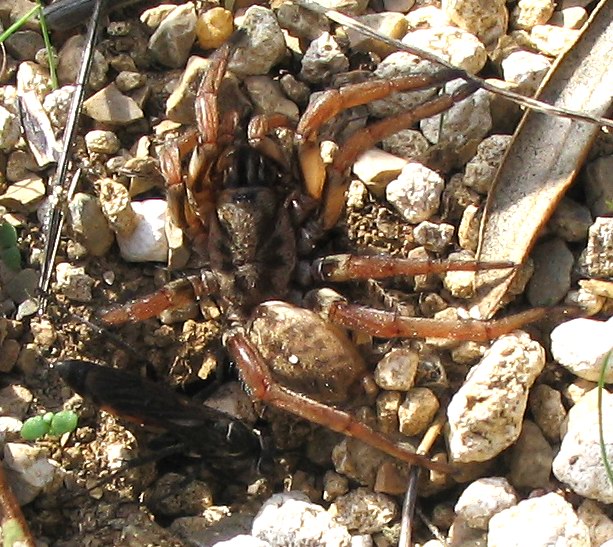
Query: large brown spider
94 37 544 474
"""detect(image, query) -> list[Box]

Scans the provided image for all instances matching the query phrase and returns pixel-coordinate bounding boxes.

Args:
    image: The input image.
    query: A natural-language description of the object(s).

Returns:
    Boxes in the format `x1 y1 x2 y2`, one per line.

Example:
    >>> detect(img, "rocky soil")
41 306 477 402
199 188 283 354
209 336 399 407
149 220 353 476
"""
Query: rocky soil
0 0 612 545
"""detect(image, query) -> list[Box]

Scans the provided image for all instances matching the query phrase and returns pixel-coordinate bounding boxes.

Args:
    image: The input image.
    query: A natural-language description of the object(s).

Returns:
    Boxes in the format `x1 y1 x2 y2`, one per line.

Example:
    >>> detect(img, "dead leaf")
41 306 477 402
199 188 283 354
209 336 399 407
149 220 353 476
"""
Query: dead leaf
473 0 613 319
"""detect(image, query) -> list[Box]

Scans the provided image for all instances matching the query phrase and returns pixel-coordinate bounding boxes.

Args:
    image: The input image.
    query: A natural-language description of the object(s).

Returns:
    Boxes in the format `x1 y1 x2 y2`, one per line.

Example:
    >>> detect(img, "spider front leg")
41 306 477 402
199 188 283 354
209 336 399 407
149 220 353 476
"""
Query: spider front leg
225 327 454 474
296 68 477 228
99 274 217 325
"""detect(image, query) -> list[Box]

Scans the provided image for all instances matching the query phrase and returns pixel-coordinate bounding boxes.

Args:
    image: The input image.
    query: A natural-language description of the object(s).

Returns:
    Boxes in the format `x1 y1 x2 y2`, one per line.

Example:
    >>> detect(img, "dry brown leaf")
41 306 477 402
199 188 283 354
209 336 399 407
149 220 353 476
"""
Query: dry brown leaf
472 0 613 319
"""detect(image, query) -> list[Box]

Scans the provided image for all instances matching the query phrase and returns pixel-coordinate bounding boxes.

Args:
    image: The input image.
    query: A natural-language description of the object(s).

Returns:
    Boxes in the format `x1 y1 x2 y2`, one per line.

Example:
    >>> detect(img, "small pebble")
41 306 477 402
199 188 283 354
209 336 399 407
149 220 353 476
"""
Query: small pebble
329 488 398 535
511 0 555 30
553 388 613 503
352 148 407 194
148 3 197 68
530 24 580 57
196 7 234 50
300 33 349 84
115 71 146 92
463 135 512 194
420 82 492 168
413 221 454 252
68 193 114 257
447 331 545 463
549 197 592 242
577 499 613 546
376 391 402 435
54 263 94 302
368 53 438 118
550 317 613 382
386 163 444 223
374 347 418 391
85 130 121 155
526 237 574 307
0 385 33 419
43 85 76 129
116 200 169 263
488 492 590 546
4 442 57 505
83 83 143 125
402 26 487 74
580 217 613 279
443 0 508 46
528 384 566 442
166 56 211 124
277 3 330 42
501 50 551 94
322 470 349 502
0 106 21 151
381 129 430 162
252 492 351 546
442 250 478 299
346 13 408 57
0 176 45 213
585 155 613 217
229 6 286 77
244 76 299 121
332 437 392 487
507 420 553 489
16 61 52 100
549 7 588 29
398 387 439 436
57 35 108 90
454 477 518 529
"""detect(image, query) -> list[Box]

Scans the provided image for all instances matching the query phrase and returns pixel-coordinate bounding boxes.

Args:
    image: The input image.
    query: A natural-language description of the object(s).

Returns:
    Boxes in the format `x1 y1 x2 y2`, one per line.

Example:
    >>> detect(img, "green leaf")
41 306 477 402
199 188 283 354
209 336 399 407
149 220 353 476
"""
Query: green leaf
49 410 79 436
0 222 17 249
21 416 51 440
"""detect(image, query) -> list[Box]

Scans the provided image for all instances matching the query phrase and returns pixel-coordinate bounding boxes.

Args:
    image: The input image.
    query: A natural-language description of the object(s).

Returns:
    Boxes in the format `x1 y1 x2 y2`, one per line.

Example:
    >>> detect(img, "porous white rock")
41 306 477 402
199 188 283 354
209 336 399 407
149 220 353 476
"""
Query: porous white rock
116 200 169 263
447 331 545 462
488 493 590 546
553 388 613 503
252 492 351 546
329 487 398 535
454 477 518 529
374 347 418 391
386 163 444 223
398 387 439 436
550 317 613 382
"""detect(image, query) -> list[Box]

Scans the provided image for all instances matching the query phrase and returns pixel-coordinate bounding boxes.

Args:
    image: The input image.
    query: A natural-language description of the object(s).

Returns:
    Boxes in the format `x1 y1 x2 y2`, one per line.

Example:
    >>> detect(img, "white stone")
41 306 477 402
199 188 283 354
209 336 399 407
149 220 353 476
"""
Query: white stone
300 33 349 84
0 106 21 151
442 0 508 46
511 0 555 30
252 492 351 546
488 493 590 546
551 317 613 382
447 332 546 462
352 148 408 188
398 387 439 436
402 26 487 74
85 130 121 155
502 50 551 94
329 488 398 535
454 477 518 529
553 388 613 503
116 199 169 263
374 347 418 391
578 499 613 546
54 262 94 302
386 163 444 223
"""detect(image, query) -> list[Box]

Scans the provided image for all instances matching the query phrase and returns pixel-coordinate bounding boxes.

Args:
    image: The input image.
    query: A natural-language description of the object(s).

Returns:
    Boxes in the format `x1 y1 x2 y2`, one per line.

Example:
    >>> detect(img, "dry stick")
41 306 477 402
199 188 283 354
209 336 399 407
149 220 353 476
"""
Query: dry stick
399 411 447 547
37 0 106 313
0 465 36 547
293 0 613 130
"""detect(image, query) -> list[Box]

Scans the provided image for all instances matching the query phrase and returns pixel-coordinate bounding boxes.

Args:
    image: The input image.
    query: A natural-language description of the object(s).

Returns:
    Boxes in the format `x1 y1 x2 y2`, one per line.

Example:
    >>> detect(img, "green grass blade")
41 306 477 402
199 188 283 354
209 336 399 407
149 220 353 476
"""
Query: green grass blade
598 348 613 487
36 2 58 89
0 5 40 43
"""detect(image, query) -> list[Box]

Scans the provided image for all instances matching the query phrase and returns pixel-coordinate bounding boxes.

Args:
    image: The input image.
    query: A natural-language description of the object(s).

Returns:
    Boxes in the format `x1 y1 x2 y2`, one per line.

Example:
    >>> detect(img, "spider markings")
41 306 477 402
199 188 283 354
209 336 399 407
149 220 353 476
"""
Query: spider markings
79 37 546 474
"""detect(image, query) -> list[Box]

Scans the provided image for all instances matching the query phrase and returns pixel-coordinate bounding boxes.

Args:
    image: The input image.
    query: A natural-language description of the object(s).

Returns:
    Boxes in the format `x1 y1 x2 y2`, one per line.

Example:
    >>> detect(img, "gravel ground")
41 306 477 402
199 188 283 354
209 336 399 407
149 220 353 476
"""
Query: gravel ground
0 0 612 545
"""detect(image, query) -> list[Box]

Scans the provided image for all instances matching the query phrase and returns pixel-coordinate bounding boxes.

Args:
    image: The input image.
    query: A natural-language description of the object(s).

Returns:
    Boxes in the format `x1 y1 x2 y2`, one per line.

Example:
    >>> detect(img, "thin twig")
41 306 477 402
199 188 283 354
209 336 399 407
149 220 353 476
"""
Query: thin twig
293 0 613 130
0 465 36 547
38 0 107 313
399 411 447 547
